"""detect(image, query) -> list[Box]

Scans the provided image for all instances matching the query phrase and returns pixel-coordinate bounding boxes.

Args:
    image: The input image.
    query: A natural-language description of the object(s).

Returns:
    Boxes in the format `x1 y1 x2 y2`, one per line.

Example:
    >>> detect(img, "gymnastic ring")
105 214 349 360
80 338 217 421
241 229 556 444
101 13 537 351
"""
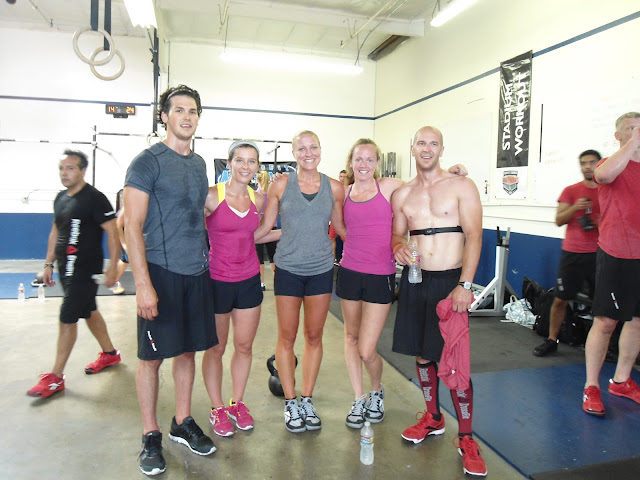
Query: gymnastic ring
146 132 163 146
89 48 125 81
73 28 115 66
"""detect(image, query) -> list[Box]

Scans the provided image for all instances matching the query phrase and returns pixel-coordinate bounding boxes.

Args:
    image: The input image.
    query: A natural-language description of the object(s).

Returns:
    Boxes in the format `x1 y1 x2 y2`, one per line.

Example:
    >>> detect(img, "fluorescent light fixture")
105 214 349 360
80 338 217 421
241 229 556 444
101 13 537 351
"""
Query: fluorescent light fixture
124 0 157 28
220 49 363 75
430 0 478 27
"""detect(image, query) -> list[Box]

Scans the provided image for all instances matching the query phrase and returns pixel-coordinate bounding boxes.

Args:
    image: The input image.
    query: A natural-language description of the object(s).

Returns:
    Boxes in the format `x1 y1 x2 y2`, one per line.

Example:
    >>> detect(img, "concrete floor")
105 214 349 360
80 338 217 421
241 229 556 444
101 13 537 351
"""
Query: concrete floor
1 262 525 479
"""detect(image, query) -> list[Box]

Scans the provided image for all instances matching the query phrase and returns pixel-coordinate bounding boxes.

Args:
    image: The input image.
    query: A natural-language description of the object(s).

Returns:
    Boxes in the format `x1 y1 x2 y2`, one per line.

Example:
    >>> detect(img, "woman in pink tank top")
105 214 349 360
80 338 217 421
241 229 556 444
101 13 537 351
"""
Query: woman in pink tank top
202 140 280 437
336 139 405 428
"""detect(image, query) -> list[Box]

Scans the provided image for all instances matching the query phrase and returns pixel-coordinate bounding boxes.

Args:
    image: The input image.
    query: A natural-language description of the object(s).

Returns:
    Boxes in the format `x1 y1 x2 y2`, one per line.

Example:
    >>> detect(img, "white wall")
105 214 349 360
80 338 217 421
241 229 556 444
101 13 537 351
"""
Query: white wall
373 0 640 238
0 28 376 214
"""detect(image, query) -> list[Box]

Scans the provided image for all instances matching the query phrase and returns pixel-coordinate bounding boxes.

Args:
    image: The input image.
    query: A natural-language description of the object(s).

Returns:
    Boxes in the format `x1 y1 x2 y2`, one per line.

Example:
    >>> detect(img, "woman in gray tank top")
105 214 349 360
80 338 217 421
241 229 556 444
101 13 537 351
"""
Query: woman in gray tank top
254 130 346 433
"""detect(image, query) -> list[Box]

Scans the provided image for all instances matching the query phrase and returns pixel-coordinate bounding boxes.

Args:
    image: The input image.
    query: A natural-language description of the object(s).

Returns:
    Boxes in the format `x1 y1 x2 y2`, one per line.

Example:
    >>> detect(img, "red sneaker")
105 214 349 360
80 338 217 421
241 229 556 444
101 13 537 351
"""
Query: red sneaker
583 385 605 416
401 411 445 444
85 351 121 374
455 436 488 477
608 378 640 404
228 400 254 431
27 373 65 398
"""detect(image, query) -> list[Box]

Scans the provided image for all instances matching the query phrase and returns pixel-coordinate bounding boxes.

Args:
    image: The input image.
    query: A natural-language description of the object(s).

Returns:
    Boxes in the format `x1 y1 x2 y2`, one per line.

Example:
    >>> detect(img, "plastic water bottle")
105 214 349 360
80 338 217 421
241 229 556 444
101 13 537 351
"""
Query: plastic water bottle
18 283 26 302
408 242 422 284
38 285 45 302
360 421 374 465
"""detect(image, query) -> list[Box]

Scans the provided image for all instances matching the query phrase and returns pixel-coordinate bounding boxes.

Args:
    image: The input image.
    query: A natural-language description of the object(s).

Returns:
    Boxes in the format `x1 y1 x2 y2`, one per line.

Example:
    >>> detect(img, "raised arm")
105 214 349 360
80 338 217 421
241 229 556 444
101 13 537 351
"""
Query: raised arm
124 186 157 320
595 126 640 184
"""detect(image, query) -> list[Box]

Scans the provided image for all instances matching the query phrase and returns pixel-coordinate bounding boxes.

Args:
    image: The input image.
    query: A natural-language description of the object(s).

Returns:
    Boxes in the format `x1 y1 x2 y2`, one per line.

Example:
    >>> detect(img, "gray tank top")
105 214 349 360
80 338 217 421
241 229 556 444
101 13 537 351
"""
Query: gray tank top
274 170 335 275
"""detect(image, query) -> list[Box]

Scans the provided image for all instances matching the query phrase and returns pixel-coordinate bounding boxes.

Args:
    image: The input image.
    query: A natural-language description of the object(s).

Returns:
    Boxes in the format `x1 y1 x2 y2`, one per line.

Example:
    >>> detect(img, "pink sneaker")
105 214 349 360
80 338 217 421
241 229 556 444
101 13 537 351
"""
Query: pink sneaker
228 400 254 430
27 373 65 398
209 406 235 437
85 351 121 374
609 378 640 404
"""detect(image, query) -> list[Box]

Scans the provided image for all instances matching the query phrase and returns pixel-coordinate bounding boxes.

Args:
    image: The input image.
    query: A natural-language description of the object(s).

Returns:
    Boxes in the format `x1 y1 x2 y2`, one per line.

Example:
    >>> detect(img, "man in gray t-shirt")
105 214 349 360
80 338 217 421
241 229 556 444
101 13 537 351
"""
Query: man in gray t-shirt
124 85 217 476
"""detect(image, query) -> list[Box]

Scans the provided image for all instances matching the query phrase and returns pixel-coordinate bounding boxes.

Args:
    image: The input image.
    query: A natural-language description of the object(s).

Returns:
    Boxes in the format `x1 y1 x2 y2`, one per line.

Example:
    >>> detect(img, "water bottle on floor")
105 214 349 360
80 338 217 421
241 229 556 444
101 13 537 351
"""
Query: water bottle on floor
360 421 374 465
38 285 45 302
408 242 422 284
18 283 25 302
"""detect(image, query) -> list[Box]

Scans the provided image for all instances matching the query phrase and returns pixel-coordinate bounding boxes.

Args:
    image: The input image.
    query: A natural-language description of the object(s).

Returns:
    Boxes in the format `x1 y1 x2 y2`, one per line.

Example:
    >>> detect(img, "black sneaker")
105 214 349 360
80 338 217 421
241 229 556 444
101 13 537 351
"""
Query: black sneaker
533 338 558 357
139 431 166 476
168 416 216 455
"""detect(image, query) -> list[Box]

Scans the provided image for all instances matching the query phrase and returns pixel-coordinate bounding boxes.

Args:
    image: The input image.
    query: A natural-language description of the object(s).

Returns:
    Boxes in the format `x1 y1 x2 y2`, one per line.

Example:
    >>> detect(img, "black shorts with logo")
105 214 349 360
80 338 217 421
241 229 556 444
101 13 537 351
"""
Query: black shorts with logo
592 248 640 322
137 263 217 360
554 250 596 300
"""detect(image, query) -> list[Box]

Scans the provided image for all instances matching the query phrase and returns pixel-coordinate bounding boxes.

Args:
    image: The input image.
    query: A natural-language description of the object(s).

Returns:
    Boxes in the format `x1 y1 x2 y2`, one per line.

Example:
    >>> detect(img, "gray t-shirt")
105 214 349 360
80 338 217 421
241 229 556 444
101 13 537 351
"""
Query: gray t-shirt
125 142 209 276
274 170 335 275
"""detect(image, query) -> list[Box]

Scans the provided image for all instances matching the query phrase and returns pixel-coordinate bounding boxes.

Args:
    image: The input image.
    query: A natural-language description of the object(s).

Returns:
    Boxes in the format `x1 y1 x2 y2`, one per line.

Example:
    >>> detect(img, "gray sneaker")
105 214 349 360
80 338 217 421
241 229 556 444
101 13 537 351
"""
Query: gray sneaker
346 394 367 428
300 397 322 430
365 385 385 423
284 398 306 433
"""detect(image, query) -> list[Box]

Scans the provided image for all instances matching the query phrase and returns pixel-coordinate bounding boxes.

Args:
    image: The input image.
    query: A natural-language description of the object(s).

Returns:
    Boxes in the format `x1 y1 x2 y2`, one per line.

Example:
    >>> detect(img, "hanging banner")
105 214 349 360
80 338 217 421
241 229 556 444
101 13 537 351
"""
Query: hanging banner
496 50 532 199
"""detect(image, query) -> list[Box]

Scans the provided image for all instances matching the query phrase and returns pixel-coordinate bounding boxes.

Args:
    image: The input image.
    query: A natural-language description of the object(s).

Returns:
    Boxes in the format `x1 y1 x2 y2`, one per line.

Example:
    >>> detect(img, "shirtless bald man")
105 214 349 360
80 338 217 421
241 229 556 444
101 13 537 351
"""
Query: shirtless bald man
391 126 486 476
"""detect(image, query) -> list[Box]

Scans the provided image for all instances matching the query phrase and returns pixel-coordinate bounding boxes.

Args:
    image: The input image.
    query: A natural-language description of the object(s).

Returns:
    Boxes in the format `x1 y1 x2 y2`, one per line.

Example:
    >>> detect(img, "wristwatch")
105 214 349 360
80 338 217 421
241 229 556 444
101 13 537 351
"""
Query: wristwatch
44 263 54 269
458 281 472 290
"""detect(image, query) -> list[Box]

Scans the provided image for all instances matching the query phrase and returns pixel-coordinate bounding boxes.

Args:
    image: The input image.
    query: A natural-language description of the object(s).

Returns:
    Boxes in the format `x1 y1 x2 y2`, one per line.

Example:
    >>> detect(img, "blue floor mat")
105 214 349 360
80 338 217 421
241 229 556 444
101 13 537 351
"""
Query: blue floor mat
434 363 640 478
0 272 134 298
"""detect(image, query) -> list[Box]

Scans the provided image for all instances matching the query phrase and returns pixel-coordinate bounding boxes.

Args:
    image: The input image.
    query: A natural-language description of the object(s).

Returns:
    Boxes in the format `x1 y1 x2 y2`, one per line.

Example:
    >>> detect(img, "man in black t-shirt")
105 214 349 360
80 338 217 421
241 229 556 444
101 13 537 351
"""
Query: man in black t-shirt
27 150 122 399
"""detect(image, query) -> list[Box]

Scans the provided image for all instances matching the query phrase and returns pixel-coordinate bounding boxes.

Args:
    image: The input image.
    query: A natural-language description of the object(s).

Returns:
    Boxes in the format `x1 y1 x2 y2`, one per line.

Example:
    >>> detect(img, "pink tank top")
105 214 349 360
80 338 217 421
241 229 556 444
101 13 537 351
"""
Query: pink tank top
340 181 395 275
206 183 260 282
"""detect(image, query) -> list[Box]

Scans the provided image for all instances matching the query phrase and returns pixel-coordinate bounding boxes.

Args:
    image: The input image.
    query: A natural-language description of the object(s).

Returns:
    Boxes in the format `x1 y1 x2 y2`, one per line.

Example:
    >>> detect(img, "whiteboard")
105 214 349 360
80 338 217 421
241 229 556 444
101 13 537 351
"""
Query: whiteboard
536 75 640 204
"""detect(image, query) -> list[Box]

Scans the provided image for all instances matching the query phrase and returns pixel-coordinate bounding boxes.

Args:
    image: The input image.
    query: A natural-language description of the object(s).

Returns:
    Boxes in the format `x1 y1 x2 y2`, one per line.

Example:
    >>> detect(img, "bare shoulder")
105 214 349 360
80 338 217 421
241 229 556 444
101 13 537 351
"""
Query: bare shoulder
270 173 289 195
379 177 405 200
390 180 412 206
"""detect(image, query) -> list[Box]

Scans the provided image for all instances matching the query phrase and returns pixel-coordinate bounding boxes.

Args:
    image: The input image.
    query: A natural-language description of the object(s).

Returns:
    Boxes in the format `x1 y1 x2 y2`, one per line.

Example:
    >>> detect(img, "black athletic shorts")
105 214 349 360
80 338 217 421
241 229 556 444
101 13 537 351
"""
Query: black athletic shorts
137 263 218 360
256 241 277 264
212 273 263 314
554 250 596 300
592 248 640 322
392 267 461 361
274 266 334 297
59 276 99 324
335 266 395 304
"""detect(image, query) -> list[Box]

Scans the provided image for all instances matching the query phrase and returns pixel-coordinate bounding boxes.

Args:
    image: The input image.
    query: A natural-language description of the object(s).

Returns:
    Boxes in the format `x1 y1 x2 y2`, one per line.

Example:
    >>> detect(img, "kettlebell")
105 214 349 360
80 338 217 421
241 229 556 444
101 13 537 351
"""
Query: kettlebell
267 354 298 397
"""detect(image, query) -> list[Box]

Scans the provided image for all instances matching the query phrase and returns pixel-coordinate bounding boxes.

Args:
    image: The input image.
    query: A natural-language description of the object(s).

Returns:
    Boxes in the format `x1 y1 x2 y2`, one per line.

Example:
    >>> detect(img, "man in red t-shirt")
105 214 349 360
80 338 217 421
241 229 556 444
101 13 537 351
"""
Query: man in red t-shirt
533 150 601 357
582 112 640 416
